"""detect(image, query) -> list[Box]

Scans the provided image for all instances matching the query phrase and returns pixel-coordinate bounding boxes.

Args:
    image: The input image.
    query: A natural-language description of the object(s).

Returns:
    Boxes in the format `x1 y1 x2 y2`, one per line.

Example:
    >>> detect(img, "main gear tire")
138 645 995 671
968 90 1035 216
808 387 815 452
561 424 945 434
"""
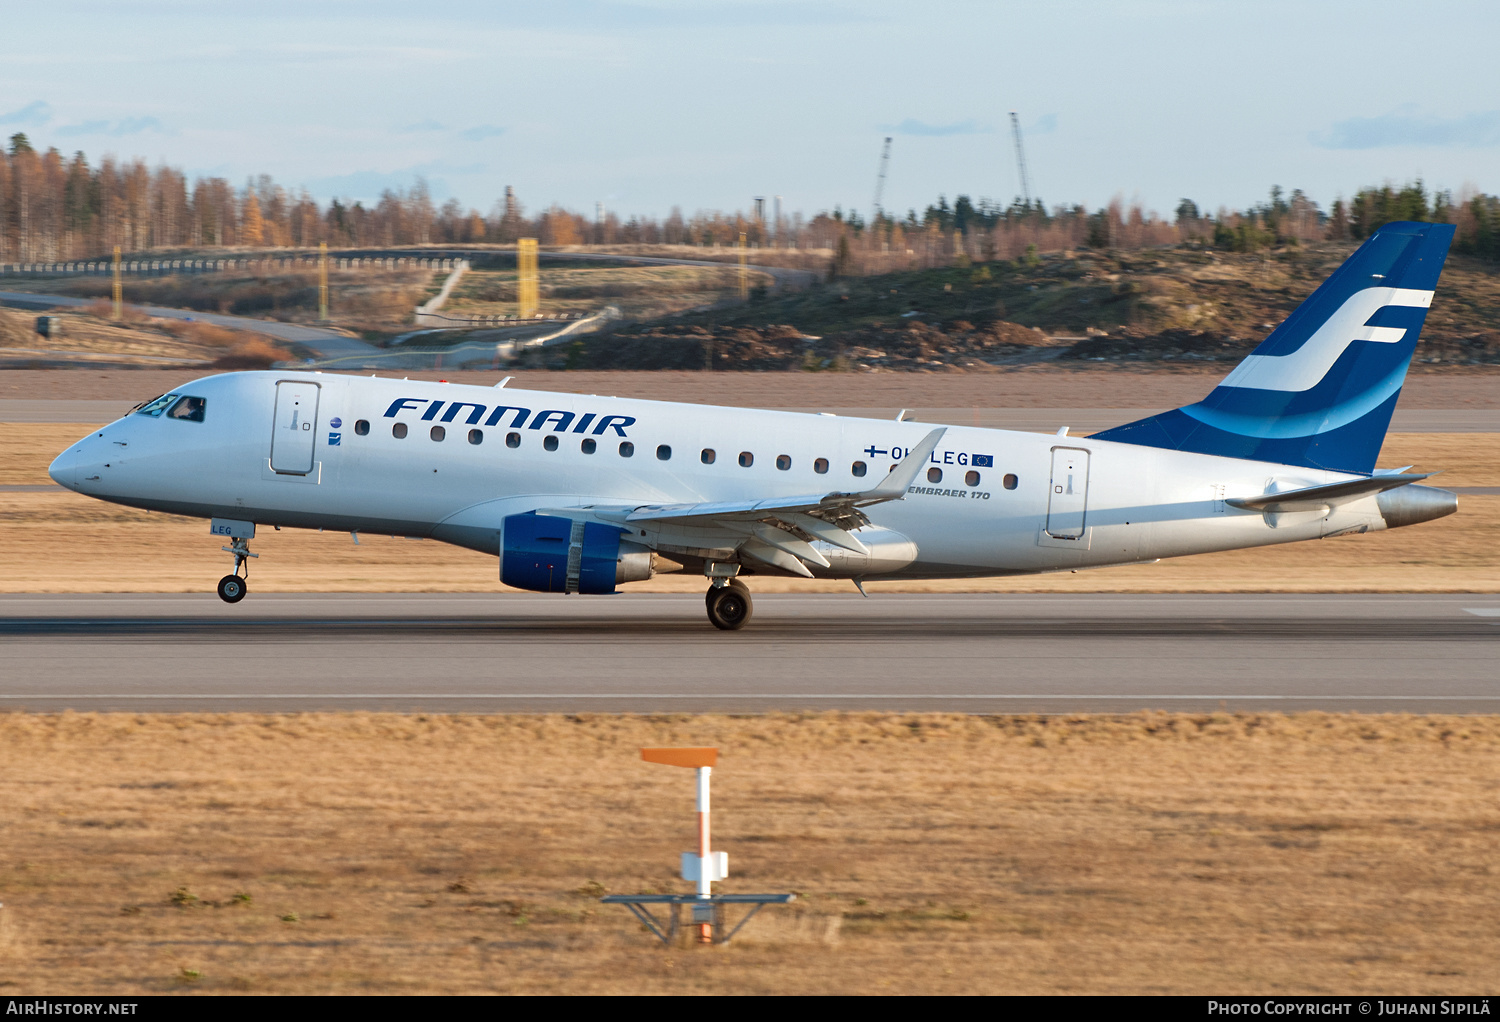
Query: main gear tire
705 583 752 631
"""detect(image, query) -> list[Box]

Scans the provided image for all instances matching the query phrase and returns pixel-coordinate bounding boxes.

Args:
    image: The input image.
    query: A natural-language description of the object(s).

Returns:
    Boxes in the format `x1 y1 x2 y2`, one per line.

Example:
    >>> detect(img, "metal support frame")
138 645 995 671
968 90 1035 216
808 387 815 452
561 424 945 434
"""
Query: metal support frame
600 894 795 946
221 536 258 578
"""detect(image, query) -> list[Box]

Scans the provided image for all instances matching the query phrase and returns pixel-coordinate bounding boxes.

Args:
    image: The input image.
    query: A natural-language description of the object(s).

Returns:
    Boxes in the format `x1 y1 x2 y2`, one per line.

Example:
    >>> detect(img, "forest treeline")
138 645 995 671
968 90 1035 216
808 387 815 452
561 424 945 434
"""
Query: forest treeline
2 131 1496 270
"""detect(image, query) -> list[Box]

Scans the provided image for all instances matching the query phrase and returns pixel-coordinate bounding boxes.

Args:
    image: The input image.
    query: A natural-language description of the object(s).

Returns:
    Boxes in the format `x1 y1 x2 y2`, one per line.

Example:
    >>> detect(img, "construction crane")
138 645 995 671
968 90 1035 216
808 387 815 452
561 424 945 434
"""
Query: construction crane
871 136 892 223
1009 111 1032 207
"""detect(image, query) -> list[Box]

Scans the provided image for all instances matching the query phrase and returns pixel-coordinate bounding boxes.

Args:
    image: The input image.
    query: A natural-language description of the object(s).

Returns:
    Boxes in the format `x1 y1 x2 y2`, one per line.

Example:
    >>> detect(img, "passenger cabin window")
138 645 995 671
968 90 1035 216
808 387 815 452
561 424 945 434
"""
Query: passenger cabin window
430 425 446 442
468 429 483 445
354 420 370 436
965 470 980 487
927 467 942 484
738 452 753 468
506 432 520 448
393 422 408 439
814 458 829 475
581 438 597 454
1003 473 1018 490
701 448 716 465
851 460 867 477
657 445 671 461
544 435 559 451
776 454 791 471
135 393 177 417
167 396 206 422
619 441 635 458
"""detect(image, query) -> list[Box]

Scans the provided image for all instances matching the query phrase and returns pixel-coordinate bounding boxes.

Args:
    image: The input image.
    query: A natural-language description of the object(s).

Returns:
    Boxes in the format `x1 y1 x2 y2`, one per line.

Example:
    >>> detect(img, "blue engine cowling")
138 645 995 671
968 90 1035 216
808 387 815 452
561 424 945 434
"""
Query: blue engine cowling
501 513 643 594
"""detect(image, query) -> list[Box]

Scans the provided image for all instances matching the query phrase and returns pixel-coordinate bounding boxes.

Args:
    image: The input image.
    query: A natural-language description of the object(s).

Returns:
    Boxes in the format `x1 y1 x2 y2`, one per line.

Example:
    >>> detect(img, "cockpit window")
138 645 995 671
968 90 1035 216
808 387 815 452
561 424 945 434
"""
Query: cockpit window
167 396 207 422
135 393 177 417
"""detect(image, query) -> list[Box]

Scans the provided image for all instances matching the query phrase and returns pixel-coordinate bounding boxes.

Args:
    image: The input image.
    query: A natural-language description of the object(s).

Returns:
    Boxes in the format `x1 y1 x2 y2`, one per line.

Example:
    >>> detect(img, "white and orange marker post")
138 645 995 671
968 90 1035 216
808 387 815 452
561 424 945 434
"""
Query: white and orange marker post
641 747 724 943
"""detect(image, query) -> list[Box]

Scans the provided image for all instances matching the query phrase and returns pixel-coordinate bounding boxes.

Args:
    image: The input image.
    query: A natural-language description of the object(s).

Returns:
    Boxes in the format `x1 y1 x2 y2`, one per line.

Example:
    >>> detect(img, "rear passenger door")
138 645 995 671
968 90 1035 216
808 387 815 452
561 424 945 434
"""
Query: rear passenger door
1045 447 1090 539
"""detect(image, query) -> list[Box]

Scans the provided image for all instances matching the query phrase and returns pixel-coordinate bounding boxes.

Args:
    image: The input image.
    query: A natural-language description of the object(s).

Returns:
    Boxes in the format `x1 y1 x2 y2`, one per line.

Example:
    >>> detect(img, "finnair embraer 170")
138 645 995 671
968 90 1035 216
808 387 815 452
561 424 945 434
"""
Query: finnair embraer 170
50 222 1458 629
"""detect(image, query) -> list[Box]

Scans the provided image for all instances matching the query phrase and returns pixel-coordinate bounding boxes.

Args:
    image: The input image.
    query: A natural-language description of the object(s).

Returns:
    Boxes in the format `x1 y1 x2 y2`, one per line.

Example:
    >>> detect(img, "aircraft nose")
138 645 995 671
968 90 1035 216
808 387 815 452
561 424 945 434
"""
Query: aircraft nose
48 444 82 491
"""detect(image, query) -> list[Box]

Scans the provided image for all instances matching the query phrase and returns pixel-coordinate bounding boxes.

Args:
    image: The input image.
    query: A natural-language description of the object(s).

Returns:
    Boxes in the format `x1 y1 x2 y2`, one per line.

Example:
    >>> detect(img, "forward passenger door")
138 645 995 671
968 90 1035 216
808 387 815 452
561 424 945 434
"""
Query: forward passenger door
270 381 320 475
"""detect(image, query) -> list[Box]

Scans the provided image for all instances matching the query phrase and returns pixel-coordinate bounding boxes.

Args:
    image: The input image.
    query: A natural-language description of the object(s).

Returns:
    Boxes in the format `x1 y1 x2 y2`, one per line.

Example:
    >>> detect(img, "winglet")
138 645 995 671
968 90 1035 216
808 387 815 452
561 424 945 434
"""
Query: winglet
861 427 946 501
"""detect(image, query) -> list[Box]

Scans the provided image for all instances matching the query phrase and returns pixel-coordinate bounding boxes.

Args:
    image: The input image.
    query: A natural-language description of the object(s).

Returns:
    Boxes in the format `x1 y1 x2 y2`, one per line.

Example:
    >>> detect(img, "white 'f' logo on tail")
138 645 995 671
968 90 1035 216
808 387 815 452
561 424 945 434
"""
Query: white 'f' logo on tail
1220 287 1433 393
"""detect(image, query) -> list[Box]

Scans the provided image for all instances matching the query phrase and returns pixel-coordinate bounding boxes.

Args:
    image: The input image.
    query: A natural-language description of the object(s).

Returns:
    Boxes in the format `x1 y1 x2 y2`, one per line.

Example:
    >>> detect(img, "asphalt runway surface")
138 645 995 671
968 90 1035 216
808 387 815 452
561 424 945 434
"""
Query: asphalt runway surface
1 593 1496 713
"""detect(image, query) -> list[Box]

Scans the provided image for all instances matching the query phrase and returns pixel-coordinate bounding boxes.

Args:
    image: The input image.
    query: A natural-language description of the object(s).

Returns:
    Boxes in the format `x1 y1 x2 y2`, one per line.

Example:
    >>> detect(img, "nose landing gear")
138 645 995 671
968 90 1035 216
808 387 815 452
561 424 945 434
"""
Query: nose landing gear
217 574 247 603
217 535 257 604
705 577 752 631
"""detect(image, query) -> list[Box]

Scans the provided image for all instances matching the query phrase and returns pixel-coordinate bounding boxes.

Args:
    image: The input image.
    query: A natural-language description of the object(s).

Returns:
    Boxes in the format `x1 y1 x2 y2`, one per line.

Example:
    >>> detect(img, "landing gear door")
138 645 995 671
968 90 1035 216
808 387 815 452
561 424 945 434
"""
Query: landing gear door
270 381 320 475
1045 447 1090 539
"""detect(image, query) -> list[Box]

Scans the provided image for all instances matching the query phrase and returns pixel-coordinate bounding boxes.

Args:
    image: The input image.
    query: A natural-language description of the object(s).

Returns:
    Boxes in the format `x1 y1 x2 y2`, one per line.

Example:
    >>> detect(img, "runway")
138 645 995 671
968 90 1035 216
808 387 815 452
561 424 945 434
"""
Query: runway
5 400 1497 432
1 593 1496 713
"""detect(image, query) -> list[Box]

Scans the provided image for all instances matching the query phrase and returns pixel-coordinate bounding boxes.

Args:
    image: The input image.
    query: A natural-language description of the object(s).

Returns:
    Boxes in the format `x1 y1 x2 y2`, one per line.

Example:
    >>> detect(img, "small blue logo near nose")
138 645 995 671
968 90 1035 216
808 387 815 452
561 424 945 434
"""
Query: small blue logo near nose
330 417 342 428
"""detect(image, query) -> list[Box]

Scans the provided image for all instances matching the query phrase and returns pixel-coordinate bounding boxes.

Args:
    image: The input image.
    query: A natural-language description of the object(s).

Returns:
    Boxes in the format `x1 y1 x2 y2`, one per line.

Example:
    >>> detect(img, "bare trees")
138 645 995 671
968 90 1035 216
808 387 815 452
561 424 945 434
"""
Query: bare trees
2 139 1495 269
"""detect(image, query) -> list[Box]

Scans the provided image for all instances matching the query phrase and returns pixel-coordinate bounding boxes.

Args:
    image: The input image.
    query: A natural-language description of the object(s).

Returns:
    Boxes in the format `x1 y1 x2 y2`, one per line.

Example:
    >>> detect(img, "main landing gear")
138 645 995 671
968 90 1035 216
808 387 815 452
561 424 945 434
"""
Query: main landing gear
217 535 257 604
706 578 752 631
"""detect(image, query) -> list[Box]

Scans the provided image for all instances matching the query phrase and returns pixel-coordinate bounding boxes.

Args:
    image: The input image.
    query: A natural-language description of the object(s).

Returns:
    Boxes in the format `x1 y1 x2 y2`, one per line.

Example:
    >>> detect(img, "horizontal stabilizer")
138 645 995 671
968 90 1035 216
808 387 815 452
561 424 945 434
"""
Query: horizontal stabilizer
1227 473 1433 513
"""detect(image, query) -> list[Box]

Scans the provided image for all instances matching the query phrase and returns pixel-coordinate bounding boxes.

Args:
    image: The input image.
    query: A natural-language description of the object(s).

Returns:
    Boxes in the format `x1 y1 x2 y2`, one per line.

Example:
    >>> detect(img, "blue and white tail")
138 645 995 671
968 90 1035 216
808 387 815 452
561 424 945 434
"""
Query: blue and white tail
1093 221 1455 475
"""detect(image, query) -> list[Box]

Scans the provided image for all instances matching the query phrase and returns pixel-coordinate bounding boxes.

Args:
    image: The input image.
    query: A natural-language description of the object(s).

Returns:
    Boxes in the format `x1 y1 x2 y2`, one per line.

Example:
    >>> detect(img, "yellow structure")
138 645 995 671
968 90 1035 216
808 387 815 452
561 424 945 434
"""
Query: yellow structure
517 238 539 319
111 246 122 321
318 242 329 321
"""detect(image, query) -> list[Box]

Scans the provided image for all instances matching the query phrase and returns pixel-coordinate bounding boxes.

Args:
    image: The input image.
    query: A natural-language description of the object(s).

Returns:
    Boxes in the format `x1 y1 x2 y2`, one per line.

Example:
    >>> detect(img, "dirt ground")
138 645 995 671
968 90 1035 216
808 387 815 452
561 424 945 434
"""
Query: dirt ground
2 365 1498 407
0 712 1495 995
0 309 292 369
3 426 1497 594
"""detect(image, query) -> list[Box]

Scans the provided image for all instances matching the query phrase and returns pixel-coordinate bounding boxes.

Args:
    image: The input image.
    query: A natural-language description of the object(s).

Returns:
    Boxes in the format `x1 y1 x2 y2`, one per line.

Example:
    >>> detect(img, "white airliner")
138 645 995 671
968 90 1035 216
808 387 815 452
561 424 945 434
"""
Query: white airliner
49 222 1458 629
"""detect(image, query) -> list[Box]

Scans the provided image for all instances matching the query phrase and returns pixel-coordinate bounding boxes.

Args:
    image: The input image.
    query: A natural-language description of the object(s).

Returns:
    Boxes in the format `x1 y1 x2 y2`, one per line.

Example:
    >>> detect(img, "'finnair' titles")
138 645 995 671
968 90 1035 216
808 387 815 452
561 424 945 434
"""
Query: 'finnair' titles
49 222 1459 629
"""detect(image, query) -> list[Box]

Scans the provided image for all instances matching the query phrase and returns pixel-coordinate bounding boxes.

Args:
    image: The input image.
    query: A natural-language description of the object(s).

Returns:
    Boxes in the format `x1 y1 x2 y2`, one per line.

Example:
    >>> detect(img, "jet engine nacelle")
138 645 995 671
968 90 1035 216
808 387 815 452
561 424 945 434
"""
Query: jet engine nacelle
501 513 653 594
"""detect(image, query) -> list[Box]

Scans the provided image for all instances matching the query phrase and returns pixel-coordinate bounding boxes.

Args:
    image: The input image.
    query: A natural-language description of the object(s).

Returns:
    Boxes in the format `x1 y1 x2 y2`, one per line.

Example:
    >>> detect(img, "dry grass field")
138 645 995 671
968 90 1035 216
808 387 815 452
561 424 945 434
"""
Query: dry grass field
0 306 293 369
3 425 1497 593
0 712 1495 994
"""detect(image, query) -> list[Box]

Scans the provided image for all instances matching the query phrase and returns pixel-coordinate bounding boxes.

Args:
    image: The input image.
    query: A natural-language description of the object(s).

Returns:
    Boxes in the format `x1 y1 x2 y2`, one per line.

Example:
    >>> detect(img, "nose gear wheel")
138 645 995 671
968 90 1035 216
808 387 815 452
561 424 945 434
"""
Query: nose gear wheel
217 535 257 604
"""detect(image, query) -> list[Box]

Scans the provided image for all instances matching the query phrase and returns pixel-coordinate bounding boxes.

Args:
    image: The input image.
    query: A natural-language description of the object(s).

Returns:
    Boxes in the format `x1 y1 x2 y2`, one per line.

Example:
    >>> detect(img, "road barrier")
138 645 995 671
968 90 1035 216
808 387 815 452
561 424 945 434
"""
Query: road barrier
0 256 466 277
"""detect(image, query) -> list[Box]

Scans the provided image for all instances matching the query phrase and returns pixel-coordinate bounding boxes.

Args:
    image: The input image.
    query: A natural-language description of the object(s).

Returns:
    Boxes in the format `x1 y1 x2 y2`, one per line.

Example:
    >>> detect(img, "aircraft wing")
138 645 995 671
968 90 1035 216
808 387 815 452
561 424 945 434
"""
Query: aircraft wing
546 427 945 577
626 427 943 526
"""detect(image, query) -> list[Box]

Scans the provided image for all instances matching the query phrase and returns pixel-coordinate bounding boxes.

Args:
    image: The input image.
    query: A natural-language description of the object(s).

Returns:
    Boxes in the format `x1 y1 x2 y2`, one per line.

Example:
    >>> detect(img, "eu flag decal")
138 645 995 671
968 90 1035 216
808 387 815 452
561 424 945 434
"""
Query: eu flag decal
971 454 993 467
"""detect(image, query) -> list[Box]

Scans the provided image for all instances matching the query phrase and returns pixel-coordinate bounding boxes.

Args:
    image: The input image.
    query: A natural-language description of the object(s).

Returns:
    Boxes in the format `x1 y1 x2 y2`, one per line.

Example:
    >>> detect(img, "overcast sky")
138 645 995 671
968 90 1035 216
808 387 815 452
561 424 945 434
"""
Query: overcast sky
2 0 1496 220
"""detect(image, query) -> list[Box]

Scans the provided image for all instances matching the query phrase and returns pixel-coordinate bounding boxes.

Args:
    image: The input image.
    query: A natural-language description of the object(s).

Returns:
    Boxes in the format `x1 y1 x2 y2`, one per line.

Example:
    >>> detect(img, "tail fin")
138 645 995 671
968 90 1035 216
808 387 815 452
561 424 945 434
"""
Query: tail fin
1092 221 1455 475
